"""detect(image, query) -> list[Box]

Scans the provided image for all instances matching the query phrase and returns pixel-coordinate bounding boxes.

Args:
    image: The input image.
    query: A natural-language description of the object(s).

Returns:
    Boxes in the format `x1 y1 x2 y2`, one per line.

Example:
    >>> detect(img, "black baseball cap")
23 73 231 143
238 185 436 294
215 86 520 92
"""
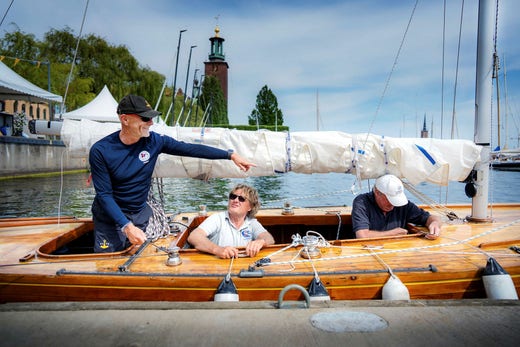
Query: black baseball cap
117 94 161 119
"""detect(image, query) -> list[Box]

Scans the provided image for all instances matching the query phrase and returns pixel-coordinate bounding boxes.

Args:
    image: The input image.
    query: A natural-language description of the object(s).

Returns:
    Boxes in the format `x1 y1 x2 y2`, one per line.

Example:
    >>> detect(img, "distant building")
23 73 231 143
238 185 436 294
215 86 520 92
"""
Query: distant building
421 114 429 138
204 26 229 110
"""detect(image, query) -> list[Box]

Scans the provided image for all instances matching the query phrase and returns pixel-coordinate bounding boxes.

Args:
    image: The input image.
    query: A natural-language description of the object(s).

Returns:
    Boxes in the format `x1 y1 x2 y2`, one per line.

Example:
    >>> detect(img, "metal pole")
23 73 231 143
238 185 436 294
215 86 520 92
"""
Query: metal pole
184 68 200 127
195 74 204 126
470 0 494 221
171 29 186 126
179 45 196 125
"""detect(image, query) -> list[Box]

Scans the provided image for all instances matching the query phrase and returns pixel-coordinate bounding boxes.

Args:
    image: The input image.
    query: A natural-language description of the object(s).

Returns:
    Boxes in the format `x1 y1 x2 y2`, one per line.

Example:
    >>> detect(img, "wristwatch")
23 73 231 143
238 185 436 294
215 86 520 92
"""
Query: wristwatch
227 149 234 160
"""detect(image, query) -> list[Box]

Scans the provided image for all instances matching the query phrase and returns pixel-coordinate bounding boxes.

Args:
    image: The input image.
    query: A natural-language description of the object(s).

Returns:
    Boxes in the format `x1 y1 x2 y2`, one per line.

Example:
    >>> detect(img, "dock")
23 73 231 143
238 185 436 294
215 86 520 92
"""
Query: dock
1 299 519 346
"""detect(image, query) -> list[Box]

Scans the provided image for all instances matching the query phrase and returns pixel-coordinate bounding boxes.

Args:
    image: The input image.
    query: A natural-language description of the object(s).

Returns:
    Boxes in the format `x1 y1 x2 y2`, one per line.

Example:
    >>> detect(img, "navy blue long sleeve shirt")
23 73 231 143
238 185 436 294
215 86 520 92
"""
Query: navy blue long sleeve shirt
89 131 229 229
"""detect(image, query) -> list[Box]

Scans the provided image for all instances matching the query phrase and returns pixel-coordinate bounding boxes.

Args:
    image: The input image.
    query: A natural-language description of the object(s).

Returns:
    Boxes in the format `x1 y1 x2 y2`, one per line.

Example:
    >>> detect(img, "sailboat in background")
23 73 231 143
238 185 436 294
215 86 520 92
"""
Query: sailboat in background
490 54 520 170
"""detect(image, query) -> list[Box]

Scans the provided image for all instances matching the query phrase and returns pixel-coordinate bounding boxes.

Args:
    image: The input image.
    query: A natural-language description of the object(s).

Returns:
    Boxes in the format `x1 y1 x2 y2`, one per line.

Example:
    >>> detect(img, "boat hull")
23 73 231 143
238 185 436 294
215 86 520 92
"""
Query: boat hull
1 204 519 302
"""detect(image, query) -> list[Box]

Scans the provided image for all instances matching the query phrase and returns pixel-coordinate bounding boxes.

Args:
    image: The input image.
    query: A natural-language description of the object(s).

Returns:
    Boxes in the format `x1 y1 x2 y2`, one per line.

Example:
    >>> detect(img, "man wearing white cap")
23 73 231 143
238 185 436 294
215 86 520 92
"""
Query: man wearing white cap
352 174 442 239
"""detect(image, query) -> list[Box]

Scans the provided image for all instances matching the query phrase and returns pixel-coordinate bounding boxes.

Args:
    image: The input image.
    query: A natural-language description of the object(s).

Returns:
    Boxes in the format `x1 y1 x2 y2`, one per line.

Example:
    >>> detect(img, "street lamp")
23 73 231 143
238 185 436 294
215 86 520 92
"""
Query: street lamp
188 68 200 125
179 45 196 125
170 29 186 126
195 74 204 126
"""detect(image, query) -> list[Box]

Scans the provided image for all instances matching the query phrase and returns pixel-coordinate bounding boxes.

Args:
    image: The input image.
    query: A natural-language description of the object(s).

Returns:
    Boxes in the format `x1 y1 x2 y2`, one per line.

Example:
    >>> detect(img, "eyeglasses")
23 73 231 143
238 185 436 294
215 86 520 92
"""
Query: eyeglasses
229 193 247 202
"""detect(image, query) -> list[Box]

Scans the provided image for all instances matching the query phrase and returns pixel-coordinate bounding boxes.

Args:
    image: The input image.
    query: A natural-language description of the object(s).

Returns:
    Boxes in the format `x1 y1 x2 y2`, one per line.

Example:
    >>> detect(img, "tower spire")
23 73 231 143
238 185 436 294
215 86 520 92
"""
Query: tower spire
421 113 429 138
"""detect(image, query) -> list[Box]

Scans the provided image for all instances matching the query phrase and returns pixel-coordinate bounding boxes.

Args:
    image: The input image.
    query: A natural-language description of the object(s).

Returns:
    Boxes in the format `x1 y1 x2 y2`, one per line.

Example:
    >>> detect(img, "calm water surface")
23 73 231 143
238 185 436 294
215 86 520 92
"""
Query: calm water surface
1 170 519 218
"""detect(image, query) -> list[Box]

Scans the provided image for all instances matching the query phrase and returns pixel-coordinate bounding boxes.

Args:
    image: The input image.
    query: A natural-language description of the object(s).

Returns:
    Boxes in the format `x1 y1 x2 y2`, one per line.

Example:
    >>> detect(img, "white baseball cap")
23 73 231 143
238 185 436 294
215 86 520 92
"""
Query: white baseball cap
375 174 408 207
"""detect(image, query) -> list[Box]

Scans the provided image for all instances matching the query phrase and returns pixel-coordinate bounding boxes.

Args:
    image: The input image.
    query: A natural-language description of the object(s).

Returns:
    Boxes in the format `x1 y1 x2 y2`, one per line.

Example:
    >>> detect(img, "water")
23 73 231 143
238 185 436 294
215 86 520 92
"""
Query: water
1 170 519 219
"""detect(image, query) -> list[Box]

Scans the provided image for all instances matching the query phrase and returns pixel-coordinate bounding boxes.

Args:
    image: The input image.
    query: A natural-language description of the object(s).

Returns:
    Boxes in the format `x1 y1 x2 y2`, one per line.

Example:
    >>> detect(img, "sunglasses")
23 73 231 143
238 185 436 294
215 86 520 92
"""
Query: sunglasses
125 114 151 122
229 193 247 202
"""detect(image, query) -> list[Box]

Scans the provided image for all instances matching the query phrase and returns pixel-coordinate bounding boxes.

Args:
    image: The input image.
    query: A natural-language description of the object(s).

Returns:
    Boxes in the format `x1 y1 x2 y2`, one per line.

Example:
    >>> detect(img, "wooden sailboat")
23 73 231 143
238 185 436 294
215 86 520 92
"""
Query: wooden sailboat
1 203 519 302
1 0 518 303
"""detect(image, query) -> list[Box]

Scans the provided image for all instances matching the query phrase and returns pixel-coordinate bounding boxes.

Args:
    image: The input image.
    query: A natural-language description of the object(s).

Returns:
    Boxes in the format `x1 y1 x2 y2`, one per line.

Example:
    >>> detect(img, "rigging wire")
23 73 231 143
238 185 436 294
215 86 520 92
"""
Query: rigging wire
450 0 465 141
59 0 90 115
0 0 15 28
362 0 419 141
441 0 446 140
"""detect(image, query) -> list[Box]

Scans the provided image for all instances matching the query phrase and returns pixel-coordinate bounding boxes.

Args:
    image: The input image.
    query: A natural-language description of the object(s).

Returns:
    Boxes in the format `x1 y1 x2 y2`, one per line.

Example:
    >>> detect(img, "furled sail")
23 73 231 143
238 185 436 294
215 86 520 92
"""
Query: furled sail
61 119 481 185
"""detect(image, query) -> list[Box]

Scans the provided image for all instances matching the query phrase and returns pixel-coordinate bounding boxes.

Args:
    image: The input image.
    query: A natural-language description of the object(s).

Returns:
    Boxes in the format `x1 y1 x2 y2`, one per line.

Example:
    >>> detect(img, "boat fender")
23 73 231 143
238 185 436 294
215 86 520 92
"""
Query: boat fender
382 275 410 301
482 257 519 300
307 278 331 302
214 277 239 302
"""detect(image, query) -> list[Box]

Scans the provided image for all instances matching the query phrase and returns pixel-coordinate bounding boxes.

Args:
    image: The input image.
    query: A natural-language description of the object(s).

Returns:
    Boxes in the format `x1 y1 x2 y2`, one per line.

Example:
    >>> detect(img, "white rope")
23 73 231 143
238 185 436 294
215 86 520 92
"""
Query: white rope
402 181 461 220
261 218 520 267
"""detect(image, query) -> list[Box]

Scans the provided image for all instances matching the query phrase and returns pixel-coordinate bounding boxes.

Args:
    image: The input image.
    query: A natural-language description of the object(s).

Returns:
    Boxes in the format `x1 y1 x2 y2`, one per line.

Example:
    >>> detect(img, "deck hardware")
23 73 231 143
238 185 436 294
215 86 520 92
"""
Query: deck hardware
277 284 311 309
239 267 264 278
169 224 180 235
300 235 321 259
19 252 35 262
254 257 271 266
165 246 182 266
118 239 151 272
510 246 520 254
281 201 294 215
198 205 207 216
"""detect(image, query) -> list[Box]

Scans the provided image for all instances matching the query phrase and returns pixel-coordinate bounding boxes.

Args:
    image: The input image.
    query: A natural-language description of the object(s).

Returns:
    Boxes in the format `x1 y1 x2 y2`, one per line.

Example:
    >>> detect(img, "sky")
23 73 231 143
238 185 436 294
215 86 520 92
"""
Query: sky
2 0 520 147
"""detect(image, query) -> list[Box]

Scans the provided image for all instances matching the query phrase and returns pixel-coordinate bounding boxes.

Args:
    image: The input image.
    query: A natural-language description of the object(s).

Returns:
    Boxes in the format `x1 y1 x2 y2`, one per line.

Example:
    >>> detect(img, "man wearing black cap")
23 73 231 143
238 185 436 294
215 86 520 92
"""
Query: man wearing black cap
351 174 442 239
89 94 255 252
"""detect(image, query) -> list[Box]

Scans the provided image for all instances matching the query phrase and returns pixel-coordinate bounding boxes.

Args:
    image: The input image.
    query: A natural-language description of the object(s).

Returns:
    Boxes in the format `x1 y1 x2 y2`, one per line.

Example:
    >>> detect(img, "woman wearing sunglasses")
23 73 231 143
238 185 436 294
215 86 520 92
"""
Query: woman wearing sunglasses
188 184 275 258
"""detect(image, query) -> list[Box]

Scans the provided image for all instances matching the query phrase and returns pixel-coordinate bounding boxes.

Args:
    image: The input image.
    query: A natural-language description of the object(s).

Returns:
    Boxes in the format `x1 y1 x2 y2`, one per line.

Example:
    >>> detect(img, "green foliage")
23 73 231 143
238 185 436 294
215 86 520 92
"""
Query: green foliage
0 28 165 115
199 75 228 126
248 85 284 127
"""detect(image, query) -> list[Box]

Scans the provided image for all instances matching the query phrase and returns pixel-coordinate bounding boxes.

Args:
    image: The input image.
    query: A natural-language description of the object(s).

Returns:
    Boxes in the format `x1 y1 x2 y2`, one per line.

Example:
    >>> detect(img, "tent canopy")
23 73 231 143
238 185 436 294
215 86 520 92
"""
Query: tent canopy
60 85 119 122
0 60 62 103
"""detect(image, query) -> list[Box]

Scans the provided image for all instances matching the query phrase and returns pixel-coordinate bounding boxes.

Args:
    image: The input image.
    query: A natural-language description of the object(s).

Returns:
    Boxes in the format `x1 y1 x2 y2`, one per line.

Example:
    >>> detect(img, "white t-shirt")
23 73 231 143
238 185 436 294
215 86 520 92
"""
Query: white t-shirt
198 211 267 247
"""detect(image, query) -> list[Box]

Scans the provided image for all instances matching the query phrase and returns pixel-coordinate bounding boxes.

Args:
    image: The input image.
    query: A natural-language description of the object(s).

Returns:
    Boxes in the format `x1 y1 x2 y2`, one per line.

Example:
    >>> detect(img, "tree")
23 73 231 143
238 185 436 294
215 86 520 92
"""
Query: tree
199 75 228 126
1 28 165 116
248 85 283 127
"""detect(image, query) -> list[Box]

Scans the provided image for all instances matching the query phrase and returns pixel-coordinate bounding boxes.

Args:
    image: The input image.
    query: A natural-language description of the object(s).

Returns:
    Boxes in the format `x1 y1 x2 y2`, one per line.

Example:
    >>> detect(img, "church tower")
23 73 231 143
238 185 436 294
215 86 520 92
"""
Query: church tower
204 26 229 106
421 114 429 138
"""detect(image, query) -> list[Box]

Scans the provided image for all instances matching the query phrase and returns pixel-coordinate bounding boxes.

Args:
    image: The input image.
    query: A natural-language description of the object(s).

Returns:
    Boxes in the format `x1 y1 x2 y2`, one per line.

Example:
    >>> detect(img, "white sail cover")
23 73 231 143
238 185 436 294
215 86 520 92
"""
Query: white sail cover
61 119 481 186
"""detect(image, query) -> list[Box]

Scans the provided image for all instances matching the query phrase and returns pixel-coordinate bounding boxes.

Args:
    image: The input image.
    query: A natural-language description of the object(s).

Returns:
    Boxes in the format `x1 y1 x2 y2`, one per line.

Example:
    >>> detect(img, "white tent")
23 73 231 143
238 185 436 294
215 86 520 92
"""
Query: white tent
0 60 62 103
60 85 119 122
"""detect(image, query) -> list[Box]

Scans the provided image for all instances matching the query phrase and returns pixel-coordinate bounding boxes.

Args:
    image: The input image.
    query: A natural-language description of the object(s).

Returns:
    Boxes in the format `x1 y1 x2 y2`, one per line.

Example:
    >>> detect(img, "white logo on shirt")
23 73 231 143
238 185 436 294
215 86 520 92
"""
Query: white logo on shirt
139 151 150 163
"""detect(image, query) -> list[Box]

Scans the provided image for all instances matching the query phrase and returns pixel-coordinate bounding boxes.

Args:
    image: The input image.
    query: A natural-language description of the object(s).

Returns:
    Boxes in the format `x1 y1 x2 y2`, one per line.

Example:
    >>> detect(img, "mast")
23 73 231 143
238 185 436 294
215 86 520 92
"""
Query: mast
469 0 495 221
316 89 320 131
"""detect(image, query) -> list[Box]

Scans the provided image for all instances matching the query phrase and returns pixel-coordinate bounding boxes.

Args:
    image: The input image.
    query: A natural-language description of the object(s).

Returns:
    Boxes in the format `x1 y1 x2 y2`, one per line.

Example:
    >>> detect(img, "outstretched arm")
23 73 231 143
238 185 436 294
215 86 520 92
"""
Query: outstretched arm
230 152 256 172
